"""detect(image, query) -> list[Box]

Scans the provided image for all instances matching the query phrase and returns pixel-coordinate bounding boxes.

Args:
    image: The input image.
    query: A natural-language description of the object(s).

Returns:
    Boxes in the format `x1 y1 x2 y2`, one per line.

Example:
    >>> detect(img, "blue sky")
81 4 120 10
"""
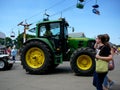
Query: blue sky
0 0 120 45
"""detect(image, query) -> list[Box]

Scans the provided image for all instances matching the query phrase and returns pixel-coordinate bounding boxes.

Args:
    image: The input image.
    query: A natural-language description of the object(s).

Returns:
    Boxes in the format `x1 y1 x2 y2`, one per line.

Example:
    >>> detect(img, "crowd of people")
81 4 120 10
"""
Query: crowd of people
6 45 17 61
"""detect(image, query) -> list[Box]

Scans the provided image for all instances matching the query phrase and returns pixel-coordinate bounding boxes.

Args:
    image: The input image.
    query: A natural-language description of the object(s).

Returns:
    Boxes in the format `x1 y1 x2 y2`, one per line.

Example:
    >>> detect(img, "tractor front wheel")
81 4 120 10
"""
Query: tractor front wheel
70 47 95 76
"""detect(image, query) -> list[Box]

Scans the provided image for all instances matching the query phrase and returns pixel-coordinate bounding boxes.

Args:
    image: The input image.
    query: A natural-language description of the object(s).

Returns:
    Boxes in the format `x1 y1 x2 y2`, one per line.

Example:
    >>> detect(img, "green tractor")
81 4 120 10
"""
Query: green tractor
21 18 96 75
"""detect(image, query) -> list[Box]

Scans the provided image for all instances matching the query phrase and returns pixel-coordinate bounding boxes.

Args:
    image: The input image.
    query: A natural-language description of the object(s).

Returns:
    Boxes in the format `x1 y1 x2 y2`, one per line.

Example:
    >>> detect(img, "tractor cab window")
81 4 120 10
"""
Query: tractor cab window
40 26 46 36
50 23 60 36
39 23 60 37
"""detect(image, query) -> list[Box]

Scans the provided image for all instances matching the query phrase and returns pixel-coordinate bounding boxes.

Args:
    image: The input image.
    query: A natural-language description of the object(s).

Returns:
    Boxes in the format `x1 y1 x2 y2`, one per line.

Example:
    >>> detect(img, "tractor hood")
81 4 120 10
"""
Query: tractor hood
24 38 54 51
68 33 95 49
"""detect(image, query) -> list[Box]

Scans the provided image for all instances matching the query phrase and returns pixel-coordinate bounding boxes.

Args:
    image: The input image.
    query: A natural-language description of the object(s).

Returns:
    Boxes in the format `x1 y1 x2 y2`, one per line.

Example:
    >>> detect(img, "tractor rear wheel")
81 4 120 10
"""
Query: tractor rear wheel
70 47 95 76
21 41 52 74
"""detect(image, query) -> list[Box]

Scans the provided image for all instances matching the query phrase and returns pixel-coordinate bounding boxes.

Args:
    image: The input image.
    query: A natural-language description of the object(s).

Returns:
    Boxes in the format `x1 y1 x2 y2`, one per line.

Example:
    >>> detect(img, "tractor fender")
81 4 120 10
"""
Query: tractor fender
23 38 54 52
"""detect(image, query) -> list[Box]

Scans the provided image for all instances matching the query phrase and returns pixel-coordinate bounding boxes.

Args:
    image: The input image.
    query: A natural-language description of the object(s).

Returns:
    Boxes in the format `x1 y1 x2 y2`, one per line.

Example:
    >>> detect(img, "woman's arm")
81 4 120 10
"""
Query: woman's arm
96 54 112 62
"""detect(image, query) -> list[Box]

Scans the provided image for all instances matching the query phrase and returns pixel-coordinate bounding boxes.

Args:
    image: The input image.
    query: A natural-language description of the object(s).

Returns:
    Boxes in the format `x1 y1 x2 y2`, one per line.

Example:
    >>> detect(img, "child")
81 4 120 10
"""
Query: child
11 46 17 61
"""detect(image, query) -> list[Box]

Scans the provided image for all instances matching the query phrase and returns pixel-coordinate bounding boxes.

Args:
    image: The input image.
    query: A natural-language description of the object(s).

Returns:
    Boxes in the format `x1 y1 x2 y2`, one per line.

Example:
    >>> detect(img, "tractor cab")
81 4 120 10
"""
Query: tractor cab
36 18 69 59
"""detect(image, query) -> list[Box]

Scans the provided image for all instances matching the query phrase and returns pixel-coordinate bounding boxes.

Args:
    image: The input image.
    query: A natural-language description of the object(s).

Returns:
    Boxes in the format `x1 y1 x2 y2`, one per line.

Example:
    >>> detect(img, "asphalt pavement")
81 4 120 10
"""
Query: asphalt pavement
0 54 120 90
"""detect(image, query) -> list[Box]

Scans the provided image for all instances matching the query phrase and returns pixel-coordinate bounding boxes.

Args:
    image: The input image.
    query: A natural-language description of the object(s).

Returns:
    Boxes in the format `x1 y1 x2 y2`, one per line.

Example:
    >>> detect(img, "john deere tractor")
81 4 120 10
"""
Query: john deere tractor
21 18 95 75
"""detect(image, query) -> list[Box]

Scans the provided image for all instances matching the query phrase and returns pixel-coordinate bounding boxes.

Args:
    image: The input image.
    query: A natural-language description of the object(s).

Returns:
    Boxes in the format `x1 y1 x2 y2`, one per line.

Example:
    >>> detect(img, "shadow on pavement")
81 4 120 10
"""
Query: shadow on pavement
110 84 120 90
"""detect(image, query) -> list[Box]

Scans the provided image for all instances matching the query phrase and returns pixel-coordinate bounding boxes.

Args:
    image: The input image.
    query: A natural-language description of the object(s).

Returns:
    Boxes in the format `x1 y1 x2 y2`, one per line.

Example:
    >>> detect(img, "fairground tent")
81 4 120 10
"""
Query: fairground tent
0 32 6 39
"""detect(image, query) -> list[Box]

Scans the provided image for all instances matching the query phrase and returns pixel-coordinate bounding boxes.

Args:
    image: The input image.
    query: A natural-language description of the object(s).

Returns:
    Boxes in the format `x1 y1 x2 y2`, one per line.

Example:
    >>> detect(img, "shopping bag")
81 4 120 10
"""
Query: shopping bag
96 59 108 73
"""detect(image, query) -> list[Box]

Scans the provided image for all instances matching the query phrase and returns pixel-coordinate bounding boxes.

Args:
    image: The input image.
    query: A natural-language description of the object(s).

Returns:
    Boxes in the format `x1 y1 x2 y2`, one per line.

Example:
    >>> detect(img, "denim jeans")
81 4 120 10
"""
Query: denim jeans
103 75 108 88
93 71 108 90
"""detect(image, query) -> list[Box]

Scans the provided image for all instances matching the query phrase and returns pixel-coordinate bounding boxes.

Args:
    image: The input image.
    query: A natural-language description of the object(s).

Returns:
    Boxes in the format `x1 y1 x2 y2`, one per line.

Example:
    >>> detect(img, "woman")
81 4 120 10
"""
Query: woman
103 34 115 90
93 34 113 90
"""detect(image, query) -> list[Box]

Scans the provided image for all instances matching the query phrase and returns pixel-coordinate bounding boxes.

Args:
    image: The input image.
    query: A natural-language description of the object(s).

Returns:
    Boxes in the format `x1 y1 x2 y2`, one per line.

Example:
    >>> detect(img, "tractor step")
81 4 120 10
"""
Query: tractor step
54 54 63 64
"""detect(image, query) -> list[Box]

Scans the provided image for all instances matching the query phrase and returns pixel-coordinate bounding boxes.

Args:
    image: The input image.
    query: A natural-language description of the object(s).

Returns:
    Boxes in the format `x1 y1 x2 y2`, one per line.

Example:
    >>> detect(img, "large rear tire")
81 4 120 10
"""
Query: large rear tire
70 47 95 76
21 41 53 74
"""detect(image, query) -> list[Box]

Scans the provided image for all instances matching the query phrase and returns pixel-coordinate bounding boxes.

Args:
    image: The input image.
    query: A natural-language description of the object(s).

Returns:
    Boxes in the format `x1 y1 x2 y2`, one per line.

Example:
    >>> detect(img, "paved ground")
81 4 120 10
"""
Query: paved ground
0 55 120 90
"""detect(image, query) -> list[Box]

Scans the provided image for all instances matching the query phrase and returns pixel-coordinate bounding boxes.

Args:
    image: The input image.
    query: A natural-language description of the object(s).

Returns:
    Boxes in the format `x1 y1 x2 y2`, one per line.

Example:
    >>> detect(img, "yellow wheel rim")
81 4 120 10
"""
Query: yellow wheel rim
26 47 45 69
77 55 92 70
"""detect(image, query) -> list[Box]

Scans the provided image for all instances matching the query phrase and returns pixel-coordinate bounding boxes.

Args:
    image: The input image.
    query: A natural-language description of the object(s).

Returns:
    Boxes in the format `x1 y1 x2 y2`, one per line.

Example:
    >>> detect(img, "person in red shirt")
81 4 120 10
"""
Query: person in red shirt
6 46 11 55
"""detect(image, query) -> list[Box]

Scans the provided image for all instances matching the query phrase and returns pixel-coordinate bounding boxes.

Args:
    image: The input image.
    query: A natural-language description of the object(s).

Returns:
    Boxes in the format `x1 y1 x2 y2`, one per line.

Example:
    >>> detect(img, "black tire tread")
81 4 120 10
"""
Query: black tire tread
21 40 53 74
70 47 95 76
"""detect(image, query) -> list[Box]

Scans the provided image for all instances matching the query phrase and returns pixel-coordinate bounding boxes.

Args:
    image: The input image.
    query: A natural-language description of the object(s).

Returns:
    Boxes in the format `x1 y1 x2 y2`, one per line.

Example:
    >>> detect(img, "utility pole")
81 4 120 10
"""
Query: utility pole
17 21 32 43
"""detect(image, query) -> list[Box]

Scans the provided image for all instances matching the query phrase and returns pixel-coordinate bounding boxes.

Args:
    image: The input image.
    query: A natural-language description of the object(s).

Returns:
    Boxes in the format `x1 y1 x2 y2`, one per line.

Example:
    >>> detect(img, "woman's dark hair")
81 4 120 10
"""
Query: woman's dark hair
104 34 110 42
97 34 110 48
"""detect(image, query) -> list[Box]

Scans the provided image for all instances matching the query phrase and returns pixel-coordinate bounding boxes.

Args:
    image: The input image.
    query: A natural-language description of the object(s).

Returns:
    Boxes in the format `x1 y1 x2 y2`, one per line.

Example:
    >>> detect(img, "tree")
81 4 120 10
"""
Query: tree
5 37 12 47
16 33 35 49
